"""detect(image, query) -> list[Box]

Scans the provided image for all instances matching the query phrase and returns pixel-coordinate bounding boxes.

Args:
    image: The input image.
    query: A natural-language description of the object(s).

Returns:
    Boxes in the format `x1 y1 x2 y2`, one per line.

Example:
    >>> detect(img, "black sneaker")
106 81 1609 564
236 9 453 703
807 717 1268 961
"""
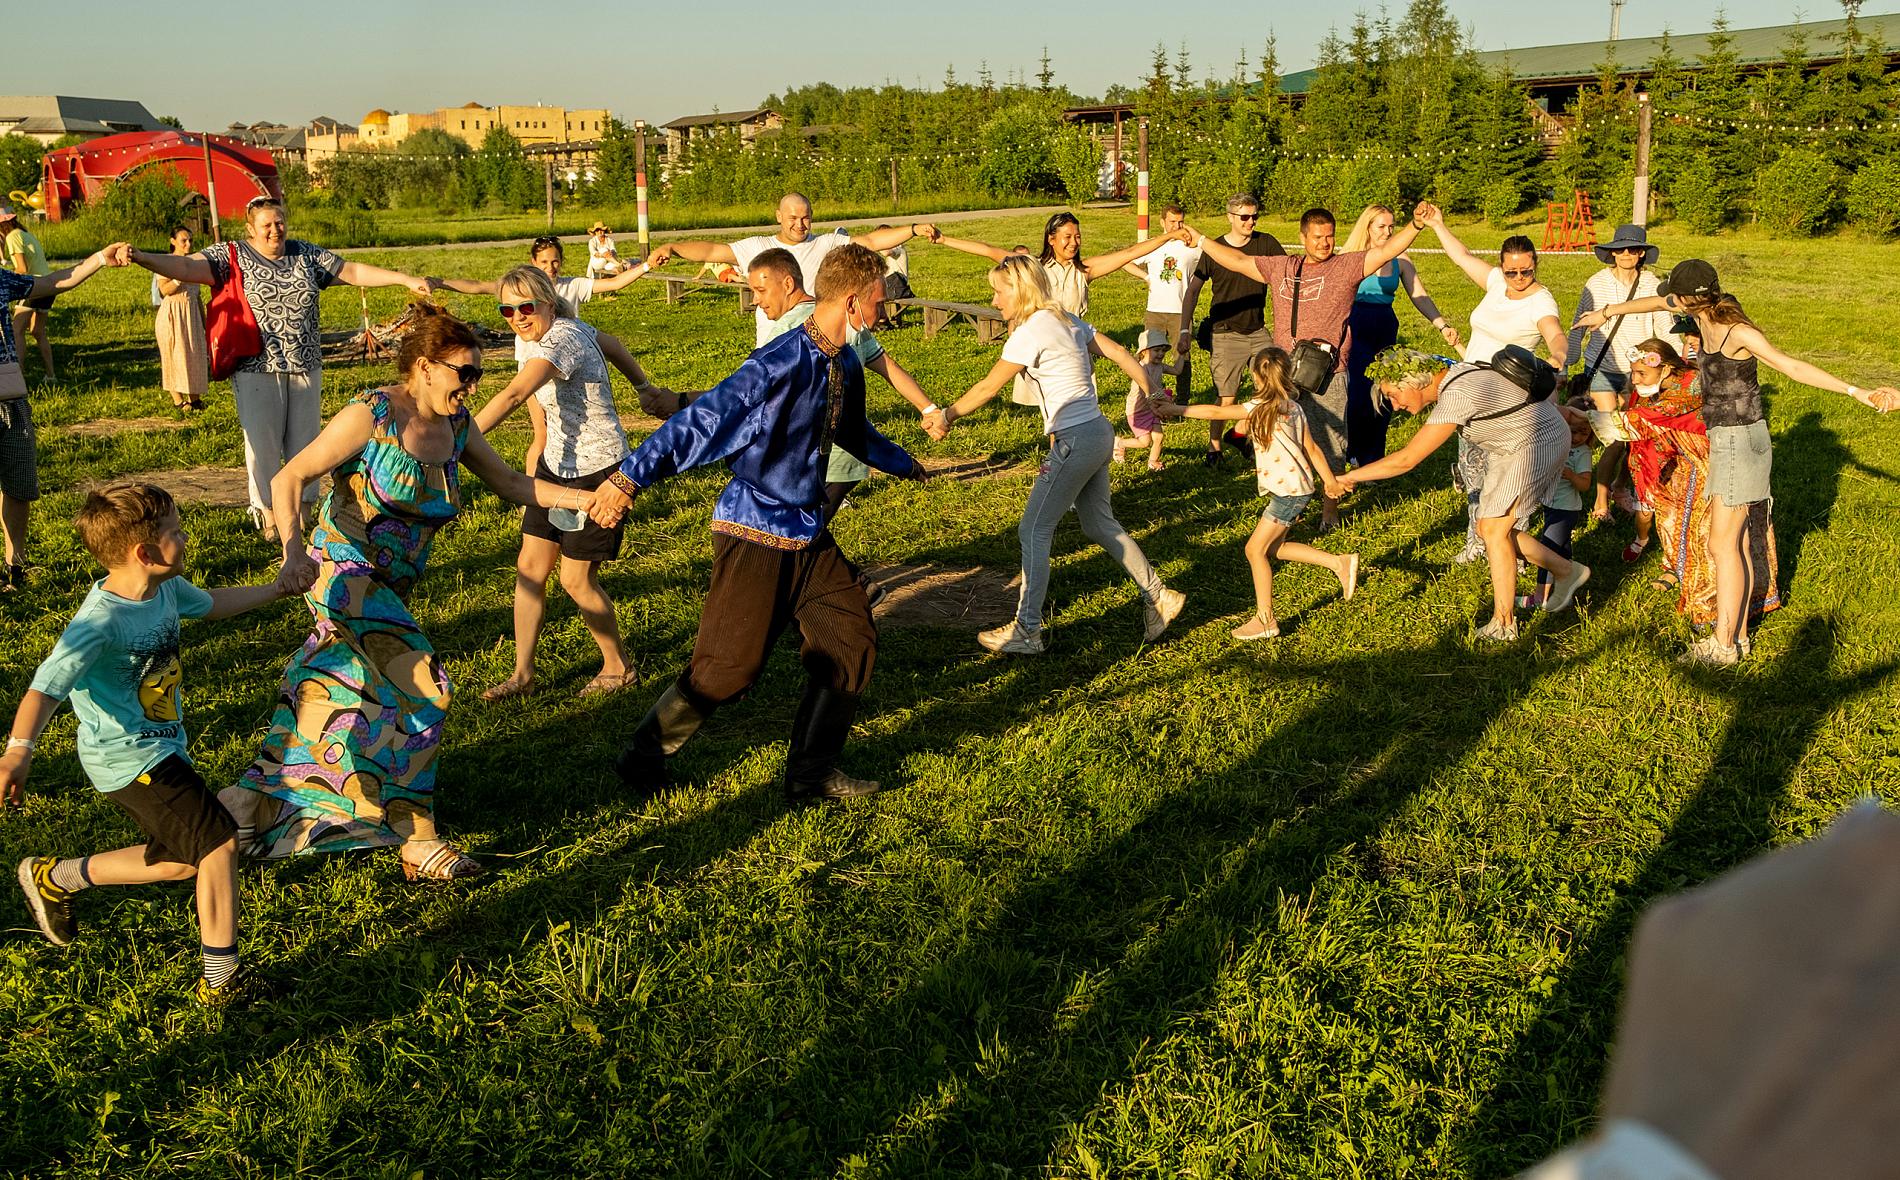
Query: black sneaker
785 769 883 804
1202 449 1222 467
2 563 22 593
17 857 78 946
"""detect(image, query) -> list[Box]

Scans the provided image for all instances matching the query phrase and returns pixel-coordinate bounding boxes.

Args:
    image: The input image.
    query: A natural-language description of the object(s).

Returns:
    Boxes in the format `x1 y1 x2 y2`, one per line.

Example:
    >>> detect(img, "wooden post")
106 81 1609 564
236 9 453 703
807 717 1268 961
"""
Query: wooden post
544 157 555 231
889 156 899 211
634 120 650 247
1632 92 1653 228
1111 110 1124 200
1136 117 1150 241
200 133 222 243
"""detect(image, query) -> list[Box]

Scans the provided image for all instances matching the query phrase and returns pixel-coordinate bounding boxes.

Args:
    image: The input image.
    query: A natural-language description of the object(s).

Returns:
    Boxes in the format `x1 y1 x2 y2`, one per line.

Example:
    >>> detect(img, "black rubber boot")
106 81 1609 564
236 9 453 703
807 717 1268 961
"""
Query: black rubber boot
614 683 707 789
782 686 881 803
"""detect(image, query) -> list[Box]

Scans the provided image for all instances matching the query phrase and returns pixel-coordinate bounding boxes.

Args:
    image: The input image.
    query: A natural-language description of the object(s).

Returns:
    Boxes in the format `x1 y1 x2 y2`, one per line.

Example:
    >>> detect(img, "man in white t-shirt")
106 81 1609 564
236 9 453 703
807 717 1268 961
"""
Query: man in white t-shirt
1122 203 1201 404
646 193 936 333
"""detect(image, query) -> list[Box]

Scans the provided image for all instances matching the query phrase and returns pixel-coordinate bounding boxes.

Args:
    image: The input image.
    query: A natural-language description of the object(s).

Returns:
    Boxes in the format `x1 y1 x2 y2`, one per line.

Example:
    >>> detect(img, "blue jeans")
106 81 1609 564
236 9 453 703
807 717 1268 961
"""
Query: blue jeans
1016 415 1162 630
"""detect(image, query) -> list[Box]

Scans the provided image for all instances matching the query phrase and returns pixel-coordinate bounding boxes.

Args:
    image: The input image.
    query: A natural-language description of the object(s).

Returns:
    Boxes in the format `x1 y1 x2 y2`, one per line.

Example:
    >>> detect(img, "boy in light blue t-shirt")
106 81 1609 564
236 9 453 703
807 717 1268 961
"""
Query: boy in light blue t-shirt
2 484 296 1006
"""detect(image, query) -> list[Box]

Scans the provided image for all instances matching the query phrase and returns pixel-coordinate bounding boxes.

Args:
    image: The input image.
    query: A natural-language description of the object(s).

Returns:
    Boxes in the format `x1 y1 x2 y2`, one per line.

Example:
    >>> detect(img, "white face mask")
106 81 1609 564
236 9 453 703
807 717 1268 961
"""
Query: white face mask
1635 382 1662 396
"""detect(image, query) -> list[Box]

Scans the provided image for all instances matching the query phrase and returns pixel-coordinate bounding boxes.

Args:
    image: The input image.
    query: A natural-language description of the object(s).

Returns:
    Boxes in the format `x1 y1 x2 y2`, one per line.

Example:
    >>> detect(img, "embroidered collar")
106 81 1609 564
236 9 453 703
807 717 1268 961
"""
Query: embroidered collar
803 317 842 358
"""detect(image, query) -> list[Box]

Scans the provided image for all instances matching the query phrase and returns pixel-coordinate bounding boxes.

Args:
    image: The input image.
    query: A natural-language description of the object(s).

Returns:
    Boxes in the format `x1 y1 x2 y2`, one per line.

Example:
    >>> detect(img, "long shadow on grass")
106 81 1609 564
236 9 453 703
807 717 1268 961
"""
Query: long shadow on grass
1451 615 1899 1175
684 623 1637 1175
1769 409 1897 591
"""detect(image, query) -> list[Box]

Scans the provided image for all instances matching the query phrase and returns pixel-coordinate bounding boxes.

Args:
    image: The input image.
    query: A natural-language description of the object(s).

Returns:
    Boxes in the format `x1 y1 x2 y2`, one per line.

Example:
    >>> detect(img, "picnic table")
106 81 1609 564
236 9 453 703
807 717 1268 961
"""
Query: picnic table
883 297 1007 343
657 273 757 314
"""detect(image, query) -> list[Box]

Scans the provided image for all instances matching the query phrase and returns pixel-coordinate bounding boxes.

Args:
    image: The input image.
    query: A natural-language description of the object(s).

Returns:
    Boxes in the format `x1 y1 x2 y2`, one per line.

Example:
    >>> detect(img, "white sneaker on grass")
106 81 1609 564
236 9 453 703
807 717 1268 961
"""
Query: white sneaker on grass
1543 561 1592 613
1679 635 1740 667
1473 618 1520 643
1142 588 1187 642
978 621 1044 655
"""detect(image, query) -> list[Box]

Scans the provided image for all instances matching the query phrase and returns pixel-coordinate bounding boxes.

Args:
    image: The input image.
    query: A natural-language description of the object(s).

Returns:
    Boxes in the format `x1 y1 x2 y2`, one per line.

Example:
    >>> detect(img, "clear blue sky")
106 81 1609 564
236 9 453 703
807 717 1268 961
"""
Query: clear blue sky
11 0 1880 131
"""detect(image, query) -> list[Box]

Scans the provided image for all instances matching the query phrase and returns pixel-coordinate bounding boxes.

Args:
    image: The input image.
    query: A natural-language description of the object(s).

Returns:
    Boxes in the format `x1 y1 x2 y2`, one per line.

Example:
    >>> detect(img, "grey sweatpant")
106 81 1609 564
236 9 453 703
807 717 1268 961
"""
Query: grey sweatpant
1015 414 1163 630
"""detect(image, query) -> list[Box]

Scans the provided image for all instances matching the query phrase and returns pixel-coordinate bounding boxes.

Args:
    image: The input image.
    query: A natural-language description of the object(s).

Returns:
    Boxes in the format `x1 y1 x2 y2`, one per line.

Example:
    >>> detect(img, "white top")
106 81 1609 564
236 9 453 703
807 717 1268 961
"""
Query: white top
1000 309 1103 434
588 236 618 262
512 276 595 367
1463 267 1562 364
1565 268 1682 377
882 244 909 279
1042 260 1090 317
1522 1120 1720 1180
1137 242 1204 315
1243 399 1317 497
730 230 850 332
516 319 630 478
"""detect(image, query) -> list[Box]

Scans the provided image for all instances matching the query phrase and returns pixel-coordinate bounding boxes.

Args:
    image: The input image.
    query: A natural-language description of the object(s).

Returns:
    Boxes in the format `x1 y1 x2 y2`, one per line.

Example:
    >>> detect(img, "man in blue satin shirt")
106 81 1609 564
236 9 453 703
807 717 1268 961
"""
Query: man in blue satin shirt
586 244 926 802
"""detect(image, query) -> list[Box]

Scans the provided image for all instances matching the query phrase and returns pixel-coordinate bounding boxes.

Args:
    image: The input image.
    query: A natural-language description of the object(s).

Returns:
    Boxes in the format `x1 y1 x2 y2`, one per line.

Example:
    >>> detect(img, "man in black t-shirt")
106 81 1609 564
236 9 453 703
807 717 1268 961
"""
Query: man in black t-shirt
1178 193 1286 463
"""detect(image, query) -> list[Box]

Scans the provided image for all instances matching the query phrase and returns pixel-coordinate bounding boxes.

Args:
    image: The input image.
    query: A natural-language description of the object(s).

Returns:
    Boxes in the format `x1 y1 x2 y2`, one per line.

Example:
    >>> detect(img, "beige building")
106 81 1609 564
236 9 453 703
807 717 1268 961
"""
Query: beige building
357 103 611 150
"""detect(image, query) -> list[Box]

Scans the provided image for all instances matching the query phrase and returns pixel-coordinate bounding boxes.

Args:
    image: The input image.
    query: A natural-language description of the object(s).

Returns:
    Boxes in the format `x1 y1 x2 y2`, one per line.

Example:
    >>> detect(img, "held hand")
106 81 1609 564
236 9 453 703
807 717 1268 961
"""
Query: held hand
637 383 683 419
1154 400 1186 418
1413 202 1442 228
1 754 27 808
275 551 319 597
646 245 676 267
1178 225 1203 248
1167 225 1194 244
1324 477 1347 499
909 460 930 482
912 222 939 242
423 276 447 293
1863 385 1900 412
922 408 950 441
404 276 431 298
1439 322 1461 348
1575 309 1609 331
100 242 133 267
586 482 634 528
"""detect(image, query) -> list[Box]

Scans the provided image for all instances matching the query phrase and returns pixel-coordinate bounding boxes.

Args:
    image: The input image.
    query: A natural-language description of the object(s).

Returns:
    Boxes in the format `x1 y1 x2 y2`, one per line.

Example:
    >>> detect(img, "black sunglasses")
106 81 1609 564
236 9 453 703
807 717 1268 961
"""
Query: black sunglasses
1501 267 1536 278
433 359 484 387
1231 212 1259 221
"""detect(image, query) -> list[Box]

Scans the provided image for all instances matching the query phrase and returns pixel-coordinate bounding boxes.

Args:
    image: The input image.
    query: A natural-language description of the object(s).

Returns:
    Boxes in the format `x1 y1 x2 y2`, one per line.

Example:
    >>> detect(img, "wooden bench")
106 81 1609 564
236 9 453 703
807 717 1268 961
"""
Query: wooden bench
657 274 756 314
884 297 1007 343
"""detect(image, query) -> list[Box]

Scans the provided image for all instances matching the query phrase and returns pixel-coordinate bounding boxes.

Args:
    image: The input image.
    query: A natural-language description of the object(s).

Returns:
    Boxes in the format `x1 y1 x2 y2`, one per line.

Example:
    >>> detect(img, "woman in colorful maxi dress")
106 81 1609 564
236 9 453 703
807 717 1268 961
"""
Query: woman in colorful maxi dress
218 307 584 879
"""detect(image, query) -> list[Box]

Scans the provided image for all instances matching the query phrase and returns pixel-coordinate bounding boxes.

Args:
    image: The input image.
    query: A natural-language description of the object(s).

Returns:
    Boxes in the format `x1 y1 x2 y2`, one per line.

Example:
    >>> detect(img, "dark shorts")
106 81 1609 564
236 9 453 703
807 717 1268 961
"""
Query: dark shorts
521 459 626 562
107 755 237 867
21 292 54 312
0 397 39 502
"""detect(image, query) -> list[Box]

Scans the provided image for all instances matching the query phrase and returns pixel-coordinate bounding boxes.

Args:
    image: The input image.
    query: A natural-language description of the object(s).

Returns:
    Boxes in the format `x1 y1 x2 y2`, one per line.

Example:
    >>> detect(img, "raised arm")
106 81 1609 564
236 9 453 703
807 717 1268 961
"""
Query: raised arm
474 359 559 435
32 246 119 298
645 240 738 267
922 228 1010 264
1419 207 1492 289
1090 330 1158 397
1363 203 1432 276
852 223 932 252
126 244 215 286
1735 323 1900 410
426 275 501 296
336 259 431 297
1079 228 1185 281
1396 258 1459 349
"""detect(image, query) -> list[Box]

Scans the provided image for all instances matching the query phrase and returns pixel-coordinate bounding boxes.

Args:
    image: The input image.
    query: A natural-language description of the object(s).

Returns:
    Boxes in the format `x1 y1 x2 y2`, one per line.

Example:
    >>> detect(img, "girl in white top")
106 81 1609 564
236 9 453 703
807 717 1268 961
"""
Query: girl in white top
933 256 1184 654
1157 347 1359 640
1421 207 1569 564
586 224 622 278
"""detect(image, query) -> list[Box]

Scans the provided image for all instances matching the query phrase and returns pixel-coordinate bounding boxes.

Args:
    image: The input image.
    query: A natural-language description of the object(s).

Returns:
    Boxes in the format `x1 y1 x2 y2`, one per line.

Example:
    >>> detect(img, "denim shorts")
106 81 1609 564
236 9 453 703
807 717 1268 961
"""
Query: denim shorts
1264 491 1312 525
1707 420 1772 507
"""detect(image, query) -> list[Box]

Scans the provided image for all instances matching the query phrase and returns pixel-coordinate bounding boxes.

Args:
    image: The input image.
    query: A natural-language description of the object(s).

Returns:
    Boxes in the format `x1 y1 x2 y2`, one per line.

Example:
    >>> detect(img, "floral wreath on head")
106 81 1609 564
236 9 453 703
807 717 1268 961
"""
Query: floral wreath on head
1363 347 1450 389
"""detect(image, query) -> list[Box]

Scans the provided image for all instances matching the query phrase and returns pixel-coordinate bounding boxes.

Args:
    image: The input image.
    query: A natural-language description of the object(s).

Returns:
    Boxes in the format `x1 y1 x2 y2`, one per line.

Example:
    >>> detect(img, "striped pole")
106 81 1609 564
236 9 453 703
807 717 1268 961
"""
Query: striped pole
1136 117 1150 242
634 120 650 247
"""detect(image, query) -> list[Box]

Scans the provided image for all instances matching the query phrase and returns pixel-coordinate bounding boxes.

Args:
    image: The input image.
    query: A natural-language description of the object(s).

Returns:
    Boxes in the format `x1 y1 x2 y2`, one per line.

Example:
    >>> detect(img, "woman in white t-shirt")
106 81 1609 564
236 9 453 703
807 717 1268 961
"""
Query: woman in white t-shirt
471 265 659 701
1157 347 1359 640
1423 207 1568 565
933 256 1185 654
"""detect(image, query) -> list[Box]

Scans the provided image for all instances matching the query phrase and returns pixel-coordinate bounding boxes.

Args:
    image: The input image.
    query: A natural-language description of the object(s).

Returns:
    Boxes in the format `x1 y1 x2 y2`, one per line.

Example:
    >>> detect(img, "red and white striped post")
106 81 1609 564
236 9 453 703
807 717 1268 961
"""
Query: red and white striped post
1136 117 1150 242
634 119 650 247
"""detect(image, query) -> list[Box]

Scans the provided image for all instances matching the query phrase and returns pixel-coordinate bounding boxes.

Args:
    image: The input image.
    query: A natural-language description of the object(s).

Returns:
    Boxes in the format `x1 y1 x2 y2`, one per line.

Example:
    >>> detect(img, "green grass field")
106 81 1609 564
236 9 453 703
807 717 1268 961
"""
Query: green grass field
2 210 1897 1178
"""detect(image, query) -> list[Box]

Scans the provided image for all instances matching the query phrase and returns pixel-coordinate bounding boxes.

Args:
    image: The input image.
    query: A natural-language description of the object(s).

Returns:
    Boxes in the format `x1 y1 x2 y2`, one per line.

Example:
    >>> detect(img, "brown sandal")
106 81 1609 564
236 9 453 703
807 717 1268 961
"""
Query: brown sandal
579 671 635 697
401 841 482 881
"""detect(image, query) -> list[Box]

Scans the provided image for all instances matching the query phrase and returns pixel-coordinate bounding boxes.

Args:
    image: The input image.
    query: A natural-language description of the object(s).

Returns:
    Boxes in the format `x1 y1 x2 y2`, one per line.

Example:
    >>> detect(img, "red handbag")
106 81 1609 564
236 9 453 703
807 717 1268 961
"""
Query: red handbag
206 242 262 380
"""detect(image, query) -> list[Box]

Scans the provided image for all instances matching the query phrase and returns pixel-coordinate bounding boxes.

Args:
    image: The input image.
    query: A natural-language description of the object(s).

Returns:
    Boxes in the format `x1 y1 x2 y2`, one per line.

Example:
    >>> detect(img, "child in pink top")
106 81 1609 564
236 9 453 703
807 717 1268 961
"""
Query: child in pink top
1114 330 1184 470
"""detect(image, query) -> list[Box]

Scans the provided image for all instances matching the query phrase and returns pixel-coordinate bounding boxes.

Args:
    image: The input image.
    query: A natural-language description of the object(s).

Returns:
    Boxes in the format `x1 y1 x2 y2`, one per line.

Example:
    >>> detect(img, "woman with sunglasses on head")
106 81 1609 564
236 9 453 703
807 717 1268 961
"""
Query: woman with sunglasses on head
216 304 580 880
1578 260 1900 666
125 198 434 540
473 265 658 701
1419 207 1568 565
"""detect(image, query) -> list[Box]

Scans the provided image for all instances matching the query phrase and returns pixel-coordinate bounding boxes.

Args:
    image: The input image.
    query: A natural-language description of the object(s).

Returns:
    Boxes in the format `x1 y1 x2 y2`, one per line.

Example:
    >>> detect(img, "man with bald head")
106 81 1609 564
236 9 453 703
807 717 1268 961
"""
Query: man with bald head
647 193 934 333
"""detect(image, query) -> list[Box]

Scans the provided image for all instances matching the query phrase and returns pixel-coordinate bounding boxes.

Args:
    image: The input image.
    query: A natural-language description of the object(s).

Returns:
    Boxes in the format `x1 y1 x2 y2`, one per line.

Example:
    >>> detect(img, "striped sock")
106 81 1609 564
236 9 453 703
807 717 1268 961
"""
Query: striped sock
200 943 239 991
48 857 92 894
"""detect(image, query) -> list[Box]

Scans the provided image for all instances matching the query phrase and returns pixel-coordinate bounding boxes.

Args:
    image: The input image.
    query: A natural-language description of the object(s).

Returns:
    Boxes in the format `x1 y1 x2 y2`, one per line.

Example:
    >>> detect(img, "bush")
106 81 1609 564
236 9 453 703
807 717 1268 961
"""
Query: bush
1483 178 1523 229
1593 164 1637 226
975 101 1061 198
86 166 202 240
1669 157 1735 233
0 134 41 198
1339 158 1401 219
1845 157 1900 236
1052 125 1102 204
1754 148 1840 237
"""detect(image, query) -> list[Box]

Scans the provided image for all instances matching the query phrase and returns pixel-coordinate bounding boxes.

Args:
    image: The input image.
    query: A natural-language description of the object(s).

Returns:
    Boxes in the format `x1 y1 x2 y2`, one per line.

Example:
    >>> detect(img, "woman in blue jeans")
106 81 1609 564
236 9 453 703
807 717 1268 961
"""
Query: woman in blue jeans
932 255 1185 654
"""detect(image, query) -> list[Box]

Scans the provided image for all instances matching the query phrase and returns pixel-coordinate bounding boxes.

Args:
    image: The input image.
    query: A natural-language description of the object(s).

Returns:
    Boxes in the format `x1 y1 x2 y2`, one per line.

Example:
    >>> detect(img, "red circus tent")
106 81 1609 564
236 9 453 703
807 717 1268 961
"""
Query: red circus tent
38 131 284 223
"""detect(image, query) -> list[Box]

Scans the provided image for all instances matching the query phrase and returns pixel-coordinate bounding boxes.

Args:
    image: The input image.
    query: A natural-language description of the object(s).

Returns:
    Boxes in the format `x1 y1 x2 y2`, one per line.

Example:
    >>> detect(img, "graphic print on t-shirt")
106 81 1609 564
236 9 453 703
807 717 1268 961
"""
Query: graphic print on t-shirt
1276 272 1331 306
1157 253 1185 284
125 618 184 731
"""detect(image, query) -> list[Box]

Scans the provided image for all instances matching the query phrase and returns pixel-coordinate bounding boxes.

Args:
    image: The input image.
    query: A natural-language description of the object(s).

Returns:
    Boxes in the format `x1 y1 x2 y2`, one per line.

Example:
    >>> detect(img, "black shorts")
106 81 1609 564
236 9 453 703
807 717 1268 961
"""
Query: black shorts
521 459 626 562
21 292 55 312
107 755 237 867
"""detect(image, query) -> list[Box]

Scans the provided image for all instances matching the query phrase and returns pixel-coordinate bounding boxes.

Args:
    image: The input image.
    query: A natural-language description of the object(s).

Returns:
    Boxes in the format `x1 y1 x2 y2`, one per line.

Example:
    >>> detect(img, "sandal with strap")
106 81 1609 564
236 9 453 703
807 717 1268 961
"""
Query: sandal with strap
1650 571 1680 592
401 841 483 882
579 671 635 698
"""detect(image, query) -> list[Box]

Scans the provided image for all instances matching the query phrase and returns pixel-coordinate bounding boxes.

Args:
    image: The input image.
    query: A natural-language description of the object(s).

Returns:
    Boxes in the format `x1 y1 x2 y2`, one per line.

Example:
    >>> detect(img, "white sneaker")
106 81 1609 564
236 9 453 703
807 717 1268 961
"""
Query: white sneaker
1142 587 1187 641
1680 635 1740 667
1473 618 1520 643
1453 538 1487 565
978 621 1044 655
1543 561 1592 613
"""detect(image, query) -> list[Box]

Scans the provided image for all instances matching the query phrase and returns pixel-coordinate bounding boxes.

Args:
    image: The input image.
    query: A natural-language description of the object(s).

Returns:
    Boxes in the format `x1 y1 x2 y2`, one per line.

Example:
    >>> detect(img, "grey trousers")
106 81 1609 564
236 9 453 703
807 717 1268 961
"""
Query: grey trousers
232 368 323 512
1015 414 1163 630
